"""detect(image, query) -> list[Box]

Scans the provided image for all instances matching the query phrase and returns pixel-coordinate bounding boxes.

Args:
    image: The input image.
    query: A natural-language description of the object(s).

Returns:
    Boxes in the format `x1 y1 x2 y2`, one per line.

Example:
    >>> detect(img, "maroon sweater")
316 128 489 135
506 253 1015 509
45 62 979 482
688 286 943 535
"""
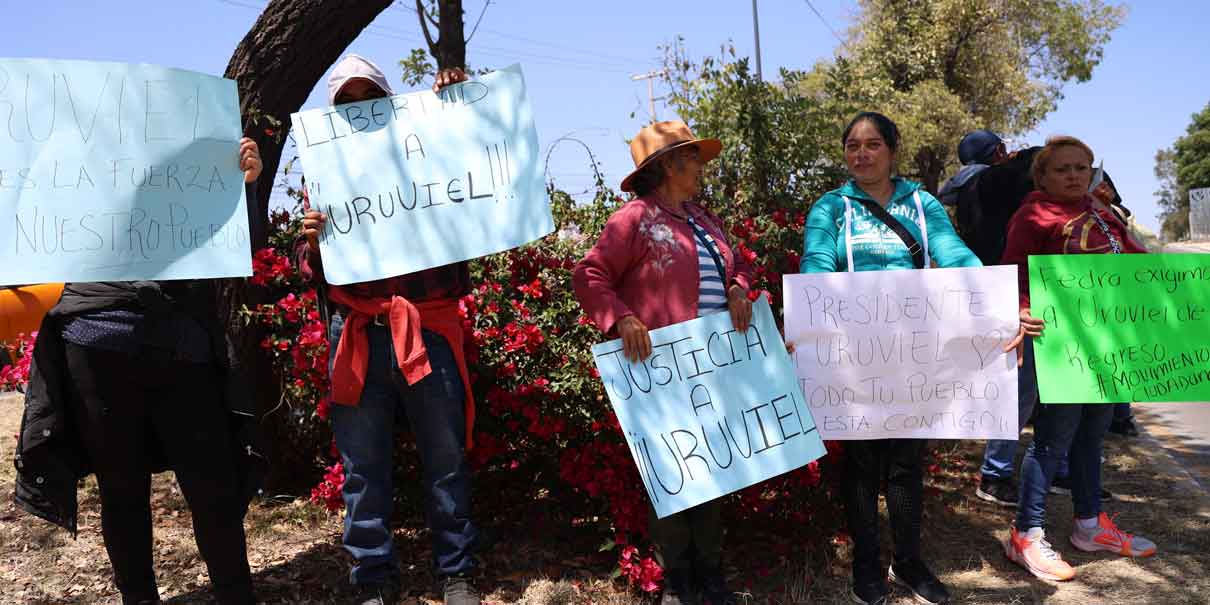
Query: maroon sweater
573 195 753 335
1001 190 1146 310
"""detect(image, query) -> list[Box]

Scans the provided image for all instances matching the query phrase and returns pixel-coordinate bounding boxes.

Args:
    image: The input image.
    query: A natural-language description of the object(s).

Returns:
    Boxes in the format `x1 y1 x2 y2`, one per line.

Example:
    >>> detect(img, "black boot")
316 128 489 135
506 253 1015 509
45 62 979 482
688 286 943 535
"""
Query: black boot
695 566 735 605
889 558 949 605
660 569 698 605
850 558 888 605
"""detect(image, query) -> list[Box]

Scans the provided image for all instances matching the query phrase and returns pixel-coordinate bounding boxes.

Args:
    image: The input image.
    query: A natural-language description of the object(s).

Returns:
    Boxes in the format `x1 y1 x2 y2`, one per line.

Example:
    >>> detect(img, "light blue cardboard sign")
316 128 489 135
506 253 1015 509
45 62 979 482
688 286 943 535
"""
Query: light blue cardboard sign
0 58 251 285
591 298 827 519
290 64 554 285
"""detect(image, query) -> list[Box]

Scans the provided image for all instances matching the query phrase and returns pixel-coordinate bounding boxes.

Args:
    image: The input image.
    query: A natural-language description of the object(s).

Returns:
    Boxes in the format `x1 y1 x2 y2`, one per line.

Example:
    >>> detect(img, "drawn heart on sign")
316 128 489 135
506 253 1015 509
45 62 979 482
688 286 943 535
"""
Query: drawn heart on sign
970 329 1004 369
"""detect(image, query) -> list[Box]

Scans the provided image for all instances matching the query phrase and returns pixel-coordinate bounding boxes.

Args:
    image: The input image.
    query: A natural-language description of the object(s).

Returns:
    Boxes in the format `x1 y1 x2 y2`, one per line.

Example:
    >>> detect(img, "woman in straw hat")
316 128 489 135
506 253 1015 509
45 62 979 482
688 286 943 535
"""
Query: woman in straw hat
573 121 754 605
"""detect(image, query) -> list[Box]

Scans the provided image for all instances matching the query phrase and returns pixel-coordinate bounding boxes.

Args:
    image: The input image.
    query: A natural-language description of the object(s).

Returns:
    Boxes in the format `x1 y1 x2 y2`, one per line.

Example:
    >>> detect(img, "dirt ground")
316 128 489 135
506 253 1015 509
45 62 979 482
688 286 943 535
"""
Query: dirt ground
2 391 1208 604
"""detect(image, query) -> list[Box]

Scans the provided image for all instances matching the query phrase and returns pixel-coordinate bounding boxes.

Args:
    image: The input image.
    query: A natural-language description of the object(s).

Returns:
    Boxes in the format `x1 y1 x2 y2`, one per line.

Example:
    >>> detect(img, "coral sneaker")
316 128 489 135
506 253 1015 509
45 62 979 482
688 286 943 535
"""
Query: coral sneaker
1004 526 1076 581
1070 512 1157 557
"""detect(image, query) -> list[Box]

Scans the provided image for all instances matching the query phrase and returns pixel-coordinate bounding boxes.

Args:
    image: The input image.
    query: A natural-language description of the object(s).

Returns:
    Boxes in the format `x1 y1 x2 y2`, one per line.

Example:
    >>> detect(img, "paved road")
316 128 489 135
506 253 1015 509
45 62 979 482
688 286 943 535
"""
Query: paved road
1135 241 1210 488
1134 404 1210 489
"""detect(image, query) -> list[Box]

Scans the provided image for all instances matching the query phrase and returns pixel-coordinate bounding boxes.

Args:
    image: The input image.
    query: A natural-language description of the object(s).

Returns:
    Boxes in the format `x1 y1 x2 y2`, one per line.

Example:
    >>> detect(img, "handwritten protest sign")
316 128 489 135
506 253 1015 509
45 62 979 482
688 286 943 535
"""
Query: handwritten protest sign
1029 253 1210 403
290 64 553 285
0 59 251 285
783 267 1019 440
591 298 826 519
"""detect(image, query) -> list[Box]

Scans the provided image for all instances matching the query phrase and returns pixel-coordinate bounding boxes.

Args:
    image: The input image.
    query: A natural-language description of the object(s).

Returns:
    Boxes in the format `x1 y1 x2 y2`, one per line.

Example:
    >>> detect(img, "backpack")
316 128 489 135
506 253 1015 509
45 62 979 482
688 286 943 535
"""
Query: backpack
952 146 1040 265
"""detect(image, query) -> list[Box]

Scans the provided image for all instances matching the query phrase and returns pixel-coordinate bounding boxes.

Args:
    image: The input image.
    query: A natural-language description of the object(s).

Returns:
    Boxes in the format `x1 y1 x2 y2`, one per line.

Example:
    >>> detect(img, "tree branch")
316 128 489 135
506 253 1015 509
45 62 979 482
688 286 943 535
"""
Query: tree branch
465 0 490 44
416 0 438 53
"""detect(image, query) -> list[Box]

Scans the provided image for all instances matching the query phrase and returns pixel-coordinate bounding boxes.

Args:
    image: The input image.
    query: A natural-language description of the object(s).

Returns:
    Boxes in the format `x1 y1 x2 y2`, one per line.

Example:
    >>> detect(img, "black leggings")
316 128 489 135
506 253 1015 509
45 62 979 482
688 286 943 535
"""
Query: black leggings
842 438 925 577
64 343 253 605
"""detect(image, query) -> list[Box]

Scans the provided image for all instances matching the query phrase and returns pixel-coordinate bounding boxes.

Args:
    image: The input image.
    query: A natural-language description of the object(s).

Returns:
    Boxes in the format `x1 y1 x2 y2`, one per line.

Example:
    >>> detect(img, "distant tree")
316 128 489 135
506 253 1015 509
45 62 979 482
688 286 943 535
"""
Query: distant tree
801 0 1125 192
1158 102 1210 241
1155 148 1186 240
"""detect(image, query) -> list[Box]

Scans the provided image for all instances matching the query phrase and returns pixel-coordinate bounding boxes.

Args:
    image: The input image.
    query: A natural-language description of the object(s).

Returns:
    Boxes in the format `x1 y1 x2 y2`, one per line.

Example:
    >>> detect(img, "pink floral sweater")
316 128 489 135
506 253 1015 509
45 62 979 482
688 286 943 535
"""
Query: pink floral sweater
573 194 754 335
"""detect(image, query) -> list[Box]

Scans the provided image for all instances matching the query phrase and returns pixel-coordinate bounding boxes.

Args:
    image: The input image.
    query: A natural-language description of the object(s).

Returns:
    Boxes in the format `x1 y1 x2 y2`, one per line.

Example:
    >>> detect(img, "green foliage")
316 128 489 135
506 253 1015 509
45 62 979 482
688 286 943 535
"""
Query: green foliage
660 42 847 307
799 0 1125 191
1157 102 1210 241
398 48 435 87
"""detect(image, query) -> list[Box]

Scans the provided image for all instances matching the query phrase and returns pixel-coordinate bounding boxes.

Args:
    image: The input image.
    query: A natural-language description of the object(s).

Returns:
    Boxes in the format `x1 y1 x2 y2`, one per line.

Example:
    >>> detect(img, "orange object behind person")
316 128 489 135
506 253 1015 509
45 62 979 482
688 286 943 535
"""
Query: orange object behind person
1 283 64 342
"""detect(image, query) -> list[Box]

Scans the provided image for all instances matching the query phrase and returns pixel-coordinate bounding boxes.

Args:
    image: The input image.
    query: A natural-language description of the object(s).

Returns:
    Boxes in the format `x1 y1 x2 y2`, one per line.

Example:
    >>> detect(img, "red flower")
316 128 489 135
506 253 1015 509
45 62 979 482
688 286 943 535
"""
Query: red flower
0 331 36 391
501 322 544 354
309 462 345 512
517 277 546 299
250 247 293 286
771 209 788 227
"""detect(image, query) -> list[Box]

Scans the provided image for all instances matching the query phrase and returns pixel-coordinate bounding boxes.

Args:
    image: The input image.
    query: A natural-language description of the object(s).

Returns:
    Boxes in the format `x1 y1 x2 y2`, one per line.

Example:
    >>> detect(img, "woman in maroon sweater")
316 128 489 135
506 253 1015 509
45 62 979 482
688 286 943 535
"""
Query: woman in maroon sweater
1001 136 1154 583
574 120 754 605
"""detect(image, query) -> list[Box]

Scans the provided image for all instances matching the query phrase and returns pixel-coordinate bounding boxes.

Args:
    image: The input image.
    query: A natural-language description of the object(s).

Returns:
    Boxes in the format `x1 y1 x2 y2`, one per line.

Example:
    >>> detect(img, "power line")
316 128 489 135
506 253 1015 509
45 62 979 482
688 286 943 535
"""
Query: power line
389 1 650 66
212 0 634 74
802 0 850 49
374 16 637 70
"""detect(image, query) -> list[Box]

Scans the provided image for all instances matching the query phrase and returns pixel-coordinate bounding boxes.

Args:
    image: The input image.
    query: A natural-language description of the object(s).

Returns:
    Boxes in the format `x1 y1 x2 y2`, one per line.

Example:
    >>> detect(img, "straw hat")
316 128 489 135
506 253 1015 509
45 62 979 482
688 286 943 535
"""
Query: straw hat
619 120 721 192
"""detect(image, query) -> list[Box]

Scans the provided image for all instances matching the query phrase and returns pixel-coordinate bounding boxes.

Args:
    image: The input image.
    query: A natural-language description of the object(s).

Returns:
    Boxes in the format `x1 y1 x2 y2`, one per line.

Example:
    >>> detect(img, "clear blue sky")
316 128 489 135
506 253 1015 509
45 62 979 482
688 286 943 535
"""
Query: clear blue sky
5 0 1208 232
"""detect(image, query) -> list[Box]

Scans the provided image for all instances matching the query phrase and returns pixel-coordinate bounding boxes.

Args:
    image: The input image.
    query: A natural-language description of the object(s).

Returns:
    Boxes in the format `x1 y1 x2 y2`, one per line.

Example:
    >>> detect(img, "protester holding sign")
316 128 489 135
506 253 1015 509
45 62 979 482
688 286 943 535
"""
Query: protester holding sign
1001 135 1155 582
573 120 754 605
800 112 983 605
297 55 482 605
14 138 264 605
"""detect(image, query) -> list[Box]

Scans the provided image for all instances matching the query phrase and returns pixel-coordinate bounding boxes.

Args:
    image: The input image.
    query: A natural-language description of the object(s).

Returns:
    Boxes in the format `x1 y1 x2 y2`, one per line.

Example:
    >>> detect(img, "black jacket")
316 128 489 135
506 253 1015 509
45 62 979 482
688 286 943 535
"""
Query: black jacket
13 281 266 534
13 180 267 534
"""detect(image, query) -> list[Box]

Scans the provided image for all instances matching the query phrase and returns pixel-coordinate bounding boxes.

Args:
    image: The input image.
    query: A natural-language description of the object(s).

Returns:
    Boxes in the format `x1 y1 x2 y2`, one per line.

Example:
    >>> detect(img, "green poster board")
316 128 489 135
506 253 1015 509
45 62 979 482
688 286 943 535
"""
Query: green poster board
1029 254 1210 403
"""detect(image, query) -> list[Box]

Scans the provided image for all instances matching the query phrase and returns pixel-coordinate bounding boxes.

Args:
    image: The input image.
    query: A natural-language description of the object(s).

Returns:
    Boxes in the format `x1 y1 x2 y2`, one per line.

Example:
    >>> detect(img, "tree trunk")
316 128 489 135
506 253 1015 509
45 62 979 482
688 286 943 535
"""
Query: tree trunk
224 0 394 243
416 0 466 70
221 0 393 491
914 148 943 195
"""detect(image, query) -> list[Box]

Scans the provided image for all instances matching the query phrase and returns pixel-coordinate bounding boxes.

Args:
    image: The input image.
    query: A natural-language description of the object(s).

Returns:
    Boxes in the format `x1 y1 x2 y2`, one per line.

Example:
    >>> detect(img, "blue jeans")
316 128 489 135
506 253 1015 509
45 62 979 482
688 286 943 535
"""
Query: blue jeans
981 339 1069 480
328 313 478 585
1015 402 1114 530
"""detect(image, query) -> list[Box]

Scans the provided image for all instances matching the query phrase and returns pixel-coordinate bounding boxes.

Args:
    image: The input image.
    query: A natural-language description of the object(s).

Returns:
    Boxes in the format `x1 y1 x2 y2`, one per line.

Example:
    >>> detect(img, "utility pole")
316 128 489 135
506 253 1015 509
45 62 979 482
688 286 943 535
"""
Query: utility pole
752 0 763 81
631 69 668 123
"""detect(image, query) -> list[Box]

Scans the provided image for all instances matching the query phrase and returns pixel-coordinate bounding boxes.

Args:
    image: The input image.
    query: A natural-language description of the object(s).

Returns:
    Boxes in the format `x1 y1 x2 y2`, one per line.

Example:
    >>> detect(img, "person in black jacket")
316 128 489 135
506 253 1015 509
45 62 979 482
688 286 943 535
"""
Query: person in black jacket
13 138 265 605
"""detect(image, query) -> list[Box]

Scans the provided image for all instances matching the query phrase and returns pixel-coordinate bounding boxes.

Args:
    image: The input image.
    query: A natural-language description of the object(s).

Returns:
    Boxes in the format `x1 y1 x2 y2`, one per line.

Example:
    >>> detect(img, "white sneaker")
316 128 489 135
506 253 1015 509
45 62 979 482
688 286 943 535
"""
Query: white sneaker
1005 526 1075 581
1070 512 1157 557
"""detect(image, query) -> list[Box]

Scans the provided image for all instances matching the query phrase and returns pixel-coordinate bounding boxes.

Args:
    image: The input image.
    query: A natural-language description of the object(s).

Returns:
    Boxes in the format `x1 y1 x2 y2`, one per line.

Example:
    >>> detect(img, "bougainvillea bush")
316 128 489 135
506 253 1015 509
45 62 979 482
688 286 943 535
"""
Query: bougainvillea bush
238 163 847 593
0 51 856 595
0 332 35 392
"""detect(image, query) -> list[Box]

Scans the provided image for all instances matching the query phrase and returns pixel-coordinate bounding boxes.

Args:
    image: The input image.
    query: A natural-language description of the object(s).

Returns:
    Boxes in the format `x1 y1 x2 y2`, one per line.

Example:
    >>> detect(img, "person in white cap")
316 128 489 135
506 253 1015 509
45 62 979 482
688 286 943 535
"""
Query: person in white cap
298 55 481 605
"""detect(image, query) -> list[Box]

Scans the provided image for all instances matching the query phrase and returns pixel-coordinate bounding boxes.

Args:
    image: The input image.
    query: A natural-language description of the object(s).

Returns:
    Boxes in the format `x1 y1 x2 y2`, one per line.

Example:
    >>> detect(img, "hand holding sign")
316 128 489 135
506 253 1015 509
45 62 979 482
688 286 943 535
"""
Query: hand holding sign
783 266 1020 440
0 59 253 285
592 298 826 518
290 64 554 285
239 137 262 183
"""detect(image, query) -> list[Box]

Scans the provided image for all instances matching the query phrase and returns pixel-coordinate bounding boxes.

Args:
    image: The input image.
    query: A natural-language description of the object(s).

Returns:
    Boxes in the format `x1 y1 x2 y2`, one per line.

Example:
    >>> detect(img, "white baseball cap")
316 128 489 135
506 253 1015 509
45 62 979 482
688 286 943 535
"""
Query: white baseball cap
327 54 395 105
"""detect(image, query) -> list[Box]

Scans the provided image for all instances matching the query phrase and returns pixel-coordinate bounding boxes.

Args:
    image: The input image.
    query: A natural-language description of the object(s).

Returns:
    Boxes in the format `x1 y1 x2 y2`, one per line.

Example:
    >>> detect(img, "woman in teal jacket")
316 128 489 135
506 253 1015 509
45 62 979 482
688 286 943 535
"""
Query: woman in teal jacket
802 112 979 605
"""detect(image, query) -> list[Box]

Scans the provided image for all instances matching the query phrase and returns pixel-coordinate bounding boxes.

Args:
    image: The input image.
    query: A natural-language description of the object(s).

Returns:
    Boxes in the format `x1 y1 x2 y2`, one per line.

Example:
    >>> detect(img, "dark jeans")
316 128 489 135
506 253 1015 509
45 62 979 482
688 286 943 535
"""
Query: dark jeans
981 338 1069 480
843 439 926 577
648 499 724 579
1114 402 1133 421
1016 403 1114 530
64 343 253 605
328 315 478 585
